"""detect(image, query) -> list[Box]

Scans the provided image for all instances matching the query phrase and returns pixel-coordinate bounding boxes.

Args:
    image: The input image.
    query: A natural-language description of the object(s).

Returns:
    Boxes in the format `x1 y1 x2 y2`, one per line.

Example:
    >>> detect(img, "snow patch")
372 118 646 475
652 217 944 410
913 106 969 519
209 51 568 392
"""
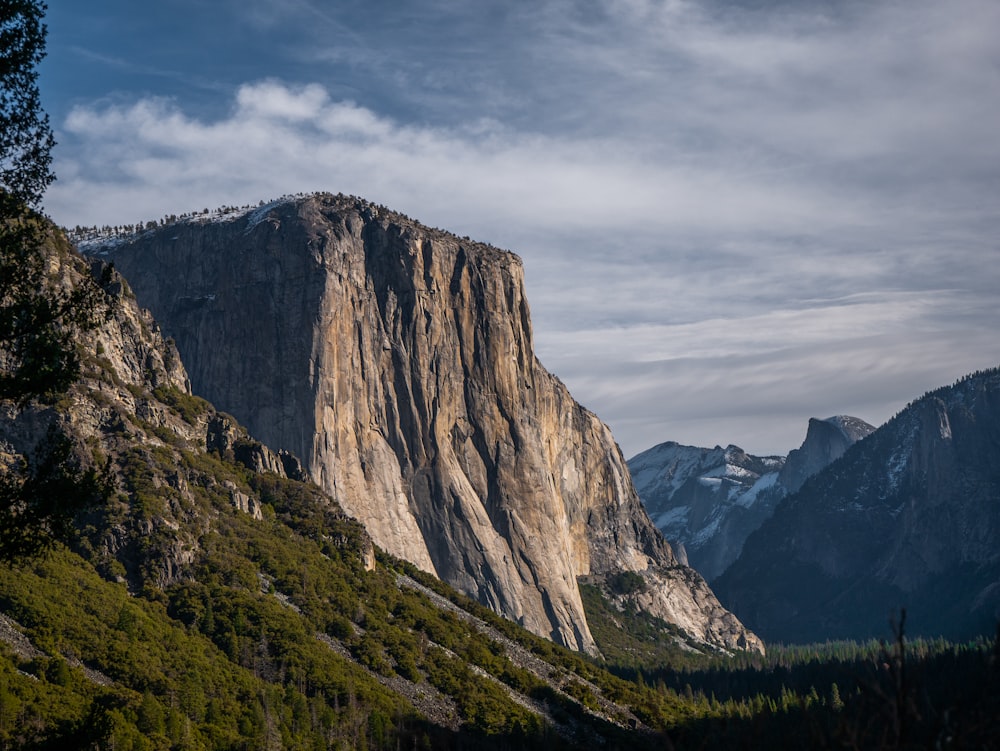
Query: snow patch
885 420 918 491
244 198 294 232
653 506 690 530
691 517 721 545
736 471 781 508
66 193 312 252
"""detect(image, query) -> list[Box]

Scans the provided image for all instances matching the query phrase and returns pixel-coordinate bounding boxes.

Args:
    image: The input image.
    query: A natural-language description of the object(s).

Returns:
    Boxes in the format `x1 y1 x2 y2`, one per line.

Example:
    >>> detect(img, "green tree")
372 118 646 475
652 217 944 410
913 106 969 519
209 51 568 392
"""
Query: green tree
1 0 53 208
1 0 111 562
0 425 108 562
2 0 102 400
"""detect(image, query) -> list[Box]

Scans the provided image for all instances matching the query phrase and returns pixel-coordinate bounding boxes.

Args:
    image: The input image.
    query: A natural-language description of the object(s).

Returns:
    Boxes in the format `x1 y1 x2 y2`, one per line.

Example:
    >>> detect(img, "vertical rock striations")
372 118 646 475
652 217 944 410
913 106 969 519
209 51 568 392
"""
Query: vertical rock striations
83 193 761 654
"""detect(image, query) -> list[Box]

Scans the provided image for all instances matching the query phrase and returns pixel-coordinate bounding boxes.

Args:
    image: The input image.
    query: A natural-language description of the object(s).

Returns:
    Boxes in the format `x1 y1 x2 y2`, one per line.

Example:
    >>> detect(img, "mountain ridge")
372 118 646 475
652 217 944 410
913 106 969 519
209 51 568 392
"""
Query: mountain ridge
0 220 738 747
2 217 996 747
714 367 1000 643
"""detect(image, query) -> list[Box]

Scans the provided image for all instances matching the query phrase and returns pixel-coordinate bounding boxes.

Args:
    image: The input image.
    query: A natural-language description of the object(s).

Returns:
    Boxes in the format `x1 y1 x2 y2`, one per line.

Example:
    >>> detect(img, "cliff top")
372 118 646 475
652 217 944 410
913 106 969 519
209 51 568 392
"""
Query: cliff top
68 191 521 267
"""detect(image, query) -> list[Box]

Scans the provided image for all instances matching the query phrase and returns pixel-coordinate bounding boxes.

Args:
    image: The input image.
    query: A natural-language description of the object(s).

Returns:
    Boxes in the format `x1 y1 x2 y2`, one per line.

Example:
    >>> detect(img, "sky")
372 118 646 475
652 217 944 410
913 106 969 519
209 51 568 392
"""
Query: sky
39 0 1000 458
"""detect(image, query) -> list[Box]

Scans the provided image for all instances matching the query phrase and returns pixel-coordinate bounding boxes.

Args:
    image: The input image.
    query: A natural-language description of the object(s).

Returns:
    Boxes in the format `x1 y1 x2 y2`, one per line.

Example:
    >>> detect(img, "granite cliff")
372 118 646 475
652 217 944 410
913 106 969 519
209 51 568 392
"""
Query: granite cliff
81 192 761 654
1 225 691 746
778 415 875 494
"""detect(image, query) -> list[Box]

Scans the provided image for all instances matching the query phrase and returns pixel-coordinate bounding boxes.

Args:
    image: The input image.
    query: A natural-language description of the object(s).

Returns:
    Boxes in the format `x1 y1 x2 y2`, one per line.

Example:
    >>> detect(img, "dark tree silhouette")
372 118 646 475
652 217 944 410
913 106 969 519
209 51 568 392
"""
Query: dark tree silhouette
1 1 54 207
1 0 111 561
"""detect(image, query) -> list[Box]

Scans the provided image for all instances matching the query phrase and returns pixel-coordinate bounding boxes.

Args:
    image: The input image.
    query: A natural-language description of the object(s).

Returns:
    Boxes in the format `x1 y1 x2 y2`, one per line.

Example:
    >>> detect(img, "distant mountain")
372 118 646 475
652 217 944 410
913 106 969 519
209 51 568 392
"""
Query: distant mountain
628 416 873 580
714 368 1000 644
628 443 786 580
778 415 876 494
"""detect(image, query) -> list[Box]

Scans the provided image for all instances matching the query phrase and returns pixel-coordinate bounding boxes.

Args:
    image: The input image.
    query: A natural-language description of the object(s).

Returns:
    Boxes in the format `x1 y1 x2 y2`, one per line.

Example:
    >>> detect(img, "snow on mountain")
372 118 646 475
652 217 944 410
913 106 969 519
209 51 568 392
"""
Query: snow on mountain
627 442 786 581
66 194 312 253
628 415 873 581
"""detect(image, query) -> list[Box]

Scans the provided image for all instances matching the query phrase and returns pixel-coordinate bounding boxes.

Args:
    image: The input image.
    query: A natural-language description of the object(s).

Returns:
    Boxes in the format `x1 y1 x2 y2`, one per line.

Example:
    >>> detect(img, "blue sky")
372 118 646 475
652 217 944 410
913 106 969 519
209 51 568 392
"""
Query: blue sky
40 0 1000 457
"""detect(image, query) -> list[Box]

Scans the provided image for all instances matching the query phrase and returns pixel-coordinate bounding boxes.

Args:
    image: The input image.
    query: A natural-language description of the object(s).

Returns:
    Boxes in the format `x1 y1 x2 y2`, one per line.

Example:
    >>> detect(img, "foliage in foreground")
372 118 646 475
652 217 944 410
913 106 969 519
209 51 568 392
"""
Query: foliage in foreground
582 584 1000 749
1 0 115 564
1 358 998 751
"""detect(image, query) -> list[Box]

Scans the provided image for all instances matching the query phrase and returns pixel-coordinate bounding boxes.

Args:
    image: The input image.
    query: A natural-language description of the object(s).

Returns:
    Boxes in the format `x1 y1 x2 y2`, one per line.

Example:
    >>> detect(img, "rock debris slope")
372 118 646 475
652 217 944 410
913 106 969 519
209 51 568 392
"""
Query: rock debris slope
82 192 761 654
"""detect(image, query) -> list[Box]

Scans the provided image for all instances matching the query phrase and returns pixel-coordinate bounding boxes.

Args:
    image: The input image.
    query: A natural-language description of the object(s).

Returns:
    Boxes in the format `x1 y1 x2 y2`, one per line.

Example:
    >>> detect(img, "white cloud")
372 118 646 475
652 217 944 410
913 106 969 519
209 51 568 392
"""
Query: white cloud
50 80 862 241
235 80 330 122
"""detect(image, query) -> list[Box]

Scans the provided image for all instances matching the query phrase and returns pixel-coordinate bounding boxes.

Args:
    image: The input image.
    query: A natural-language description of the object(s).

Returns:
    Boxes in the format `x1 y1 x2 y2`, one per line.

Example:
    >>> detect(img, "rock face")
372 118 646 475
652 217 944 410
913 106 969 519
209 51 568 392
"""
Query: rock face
778 416 875 494
714 369 1000 643
82 192 761 654
1 234 329 591
628 415 873 582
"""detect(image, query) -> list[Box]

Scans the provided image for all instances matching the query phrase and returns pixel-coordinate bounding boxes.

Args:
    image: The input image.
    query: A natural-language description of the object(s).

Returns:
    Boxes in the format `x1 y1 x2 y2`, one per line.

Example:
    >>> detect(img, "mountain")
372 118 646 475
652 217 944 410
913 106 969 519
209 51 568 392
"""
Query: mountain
77 192 761 656
5 223 998 748
628 443 785 581
628 416 874 581
0 221 745 748
714 368 1000 644
778 415 876 494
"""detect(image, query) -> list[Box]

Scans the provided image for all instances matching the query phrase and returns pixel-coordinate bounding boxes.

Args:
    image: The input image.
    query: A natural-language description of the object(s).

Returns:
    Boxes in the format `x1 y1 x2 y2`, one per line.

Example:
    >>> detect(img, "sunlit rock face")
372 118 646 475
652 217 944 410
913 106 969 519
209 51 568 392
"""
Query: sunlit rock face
87 192 761 654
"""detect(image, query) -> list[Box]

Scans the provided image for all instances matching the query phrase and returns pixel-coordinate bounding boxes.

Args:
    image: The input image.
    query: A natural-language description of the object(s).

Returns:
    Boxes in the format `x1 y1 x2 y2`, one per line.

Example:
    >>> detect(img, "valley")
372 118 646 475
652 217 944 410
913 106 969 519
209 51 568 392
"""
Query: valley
0 200 995 748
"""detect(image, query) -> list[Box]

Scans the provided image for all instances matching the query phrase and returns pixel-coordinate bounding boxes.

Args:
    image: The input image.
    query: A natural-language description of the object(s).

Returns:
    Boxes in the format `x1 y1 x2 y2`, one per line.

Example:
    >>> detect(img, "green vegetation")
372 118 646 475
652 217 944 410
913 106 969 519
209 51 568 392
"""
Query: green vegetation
0 549 419 750
152 386 210 425
2 352 999 750
581 583 1000 748
579 582 705 670
606 571 646 596
653 630 1000 748
0 425 109 564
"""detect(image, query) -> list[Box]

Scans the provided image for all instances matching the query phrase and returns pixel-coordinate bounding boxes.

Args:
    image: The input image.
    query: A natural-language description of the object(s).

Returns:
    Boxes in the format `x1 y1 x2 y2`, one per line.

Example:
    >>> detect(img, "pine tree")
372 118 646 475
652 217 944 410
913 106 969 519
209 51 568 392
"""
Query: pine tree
0 0 111 562
1 0 79 400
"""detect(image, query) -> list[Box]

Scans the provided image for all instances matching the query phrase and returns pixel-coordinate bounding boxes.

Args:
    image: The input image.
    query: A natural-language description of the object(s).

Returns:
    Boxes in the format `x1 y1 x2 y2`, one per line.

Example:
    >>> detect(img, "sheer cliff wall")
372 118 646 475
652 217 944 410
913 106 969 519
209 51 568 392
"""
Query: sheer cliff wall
88 194 760 654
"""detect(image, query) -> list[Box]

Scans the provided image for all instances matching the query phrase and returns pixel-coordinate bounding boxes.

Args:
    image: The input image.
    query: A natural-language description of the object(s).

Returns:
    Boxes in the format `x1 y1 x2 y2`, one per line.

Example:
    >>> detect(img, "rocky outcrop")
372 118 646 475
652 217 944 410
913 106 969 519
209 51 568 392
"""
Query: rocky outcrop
82 192 761 654
2 227 366 592
714 369 1000 643
207 413 306 480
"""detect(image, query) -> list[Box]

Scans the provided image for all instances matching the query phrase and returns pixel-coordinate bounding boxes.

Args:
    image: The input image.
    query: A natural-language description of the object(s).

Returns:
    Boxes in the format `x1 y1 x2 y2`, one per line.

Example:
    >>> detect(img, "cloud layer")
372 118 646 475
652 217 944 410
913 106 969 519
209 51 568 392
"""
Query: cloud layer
45 0 1000 456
